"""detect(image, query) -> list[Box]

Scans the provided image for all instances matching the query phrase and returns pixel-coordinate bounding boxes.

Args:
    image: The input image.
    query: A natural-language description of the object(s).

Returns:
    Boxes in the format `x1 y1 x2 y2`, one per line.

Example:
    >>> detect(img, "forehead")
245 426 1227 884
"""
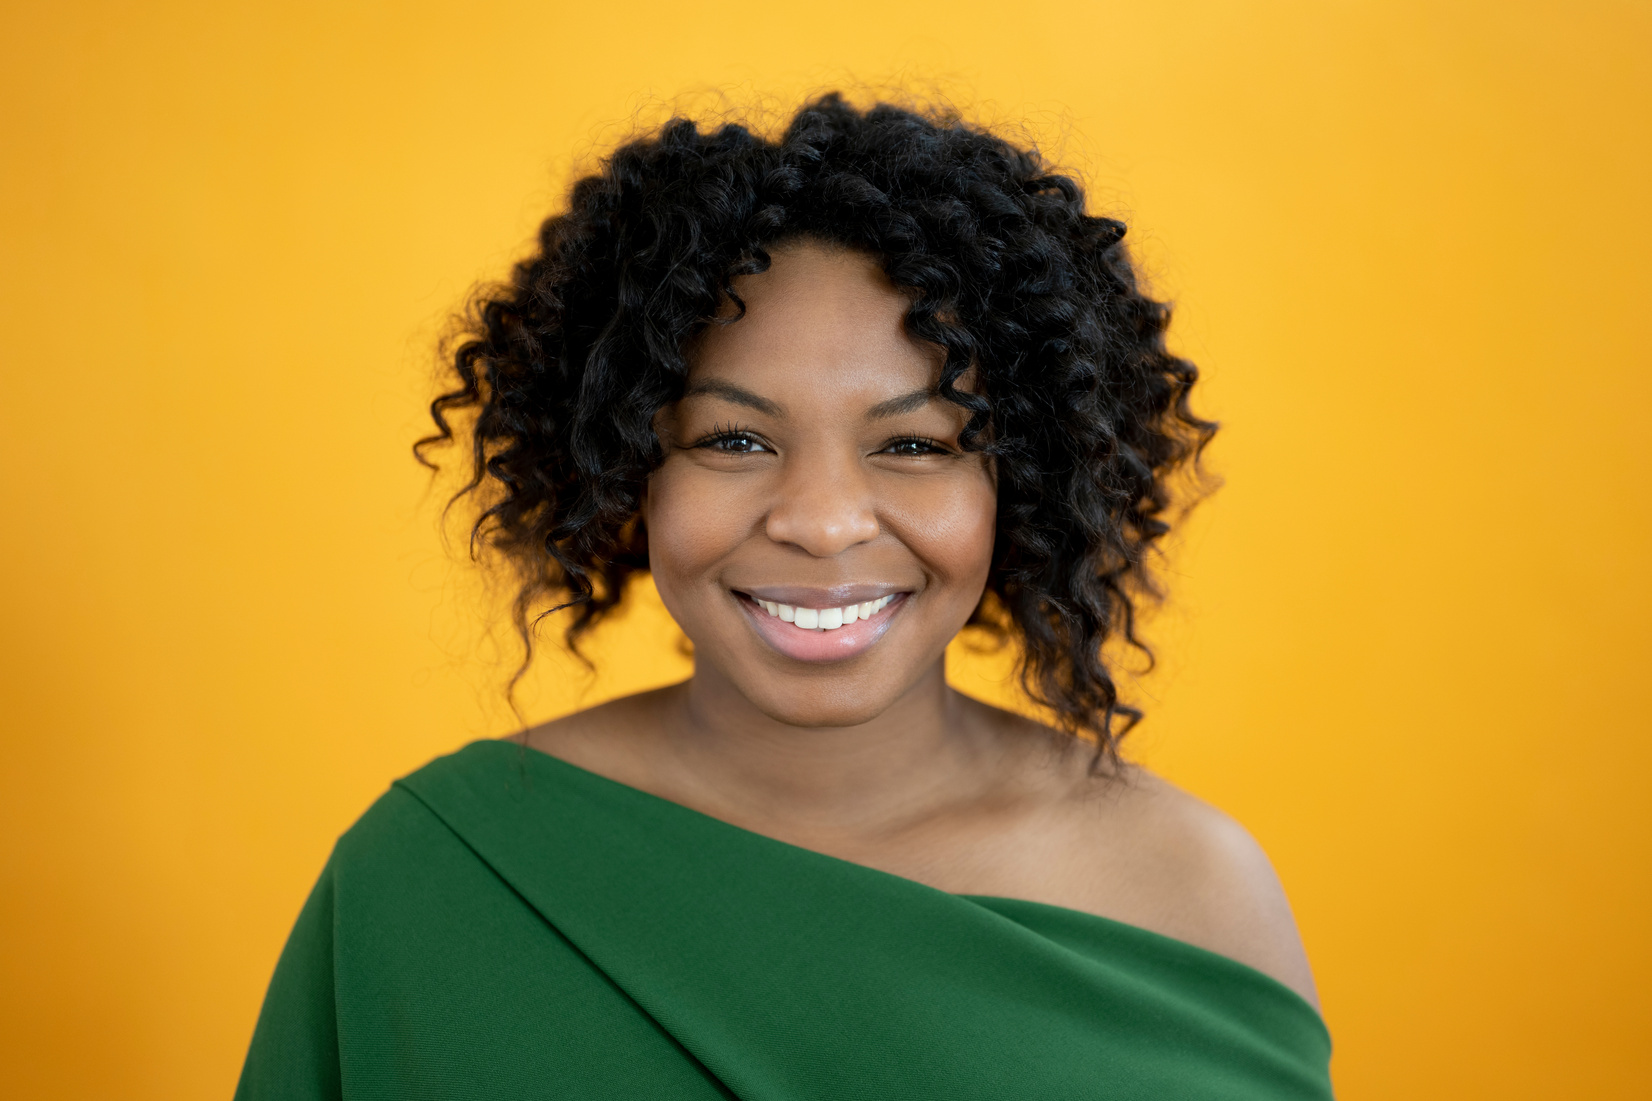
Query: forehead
689 244 942 402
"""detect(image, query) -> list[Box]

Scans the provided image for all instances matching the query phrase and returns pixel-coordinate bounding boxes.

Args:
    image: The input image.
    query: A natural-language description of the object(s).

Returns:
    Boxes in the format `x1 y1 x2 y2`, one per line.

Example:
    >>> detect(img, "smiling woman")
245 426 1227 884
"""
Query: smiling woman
647 246 997 697
235 95 1333 1100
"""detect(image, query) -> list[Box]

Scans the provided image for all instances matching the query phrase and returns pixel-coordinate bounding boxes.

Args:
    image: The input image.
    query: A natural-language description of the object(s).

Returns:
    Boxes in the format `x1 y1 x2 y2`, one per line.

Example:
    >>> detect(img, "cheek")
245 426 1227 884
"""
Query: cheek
893 473 998 590
644 463 748 603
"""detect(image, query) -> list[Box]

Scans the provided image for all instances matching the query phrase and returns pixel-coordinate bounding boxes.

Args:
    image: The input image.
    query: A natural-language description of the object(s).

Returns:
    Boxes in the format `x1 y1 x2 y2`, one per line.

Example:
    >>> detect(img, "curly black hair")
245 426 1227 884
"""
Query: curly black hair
417 93 1215 759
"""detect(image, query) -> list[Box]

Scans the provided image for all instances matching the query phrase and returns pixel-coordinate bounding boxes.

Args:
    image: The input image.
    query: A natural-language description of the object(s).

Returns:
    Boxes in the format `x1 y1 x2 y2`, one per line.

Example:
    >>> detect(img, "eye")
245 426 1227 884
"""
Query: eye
694 429 771 454
881 436 951 457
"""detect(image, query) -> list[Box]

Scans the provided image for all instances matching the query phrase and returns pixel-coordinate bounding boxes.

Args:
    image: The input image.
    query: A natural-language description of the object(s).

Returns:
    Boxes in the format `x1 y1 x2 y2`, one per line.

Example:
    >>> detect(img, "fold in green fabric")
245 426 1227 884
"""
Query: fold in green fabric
237 740 1333 1099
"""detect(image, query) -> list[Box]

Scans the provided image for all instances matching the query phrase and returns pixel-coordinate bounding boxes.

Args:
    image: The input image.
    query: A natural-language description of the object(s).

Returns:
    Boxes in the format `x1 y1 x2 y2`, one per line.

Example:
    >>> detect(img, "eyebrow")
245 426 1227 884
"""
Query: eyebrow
865 386 937 420
682 379 784 417
682 380 941 421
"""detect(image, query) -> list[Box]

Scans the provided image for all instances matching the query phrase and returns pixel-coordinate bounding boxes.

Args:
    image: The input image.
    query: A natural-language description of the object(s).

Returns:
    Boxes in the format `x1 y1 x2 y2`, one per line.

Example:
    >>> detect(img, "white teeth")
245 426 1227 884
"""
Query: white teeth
753 594 899 631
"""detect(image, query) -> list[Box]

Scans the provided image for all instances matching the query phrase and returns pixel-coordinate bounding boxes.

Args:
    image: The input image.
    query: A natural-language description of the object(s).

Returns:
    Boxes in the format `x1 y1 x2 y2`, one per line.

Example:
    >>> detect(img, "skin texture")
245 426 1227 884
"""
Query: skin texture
523 244 1320 1009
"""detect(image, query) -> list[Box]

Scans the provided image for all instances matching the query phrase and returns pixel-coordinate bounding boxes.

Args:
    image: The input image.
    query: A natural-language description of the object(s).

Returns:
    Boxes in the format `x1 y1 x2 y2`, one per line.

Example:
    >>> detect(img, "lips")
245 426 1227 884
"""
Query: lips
734 589 906 663
738 584 905 608
751 594 894 630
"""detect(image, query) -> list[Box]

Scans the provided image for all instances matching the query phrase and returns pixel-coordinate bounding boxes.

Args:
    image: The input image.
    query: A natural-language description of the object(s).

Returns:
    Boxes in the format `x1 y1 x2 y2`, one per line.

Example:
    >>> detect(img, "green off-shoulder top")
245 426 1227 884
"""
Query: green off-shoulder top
237 740 1333 1099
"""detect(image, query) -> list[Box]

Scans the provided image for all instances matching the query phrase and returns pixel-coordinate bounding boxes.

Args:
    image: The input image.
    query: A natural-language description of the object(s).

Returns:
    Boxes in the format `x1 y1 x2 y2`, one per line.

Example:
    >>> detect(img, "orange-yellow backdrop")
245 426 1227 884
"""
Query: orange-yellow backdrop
3 1 1648 1097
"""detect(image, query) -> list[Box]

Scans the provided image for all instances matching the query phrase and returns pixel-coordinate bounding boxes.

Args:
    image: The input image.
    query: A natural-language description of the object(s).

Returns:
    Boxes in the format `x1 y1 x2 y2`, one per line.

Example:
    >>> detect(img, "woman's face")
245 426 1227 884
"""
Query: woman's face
646 243 997 728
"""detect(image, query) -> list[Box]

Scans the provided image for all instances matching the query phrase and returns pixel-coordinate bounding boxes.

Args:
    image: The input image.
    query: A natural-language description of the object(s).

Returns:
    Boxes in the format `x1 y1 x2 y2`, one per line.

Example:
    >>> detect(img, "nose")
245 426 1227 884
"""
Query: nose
764 451 880 557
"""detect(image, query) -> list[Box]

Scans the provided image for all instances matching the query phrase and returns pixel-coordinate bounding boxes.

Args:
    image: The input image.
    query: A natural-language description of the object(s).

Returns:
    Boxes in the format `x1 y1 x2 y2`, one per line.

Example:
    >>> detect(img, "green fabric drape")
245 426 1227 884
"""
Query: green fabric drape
237 740 1333 1099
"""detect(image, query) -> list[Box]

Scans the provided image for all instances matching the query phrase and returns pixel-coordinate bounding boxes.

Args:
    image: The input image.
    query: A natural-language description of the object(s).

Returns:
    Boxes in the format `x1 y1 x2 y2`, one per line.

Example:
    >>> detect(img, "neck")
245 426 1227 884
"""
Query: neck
660 658 996 836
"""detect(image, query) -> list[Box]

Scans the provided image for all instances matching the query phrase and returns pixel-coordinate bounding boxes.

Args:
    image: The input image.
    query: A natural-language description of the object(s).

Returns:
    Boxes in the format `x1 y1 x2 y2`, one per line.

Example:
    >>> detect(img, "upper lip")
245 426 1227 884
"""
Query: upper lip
735 584 908 607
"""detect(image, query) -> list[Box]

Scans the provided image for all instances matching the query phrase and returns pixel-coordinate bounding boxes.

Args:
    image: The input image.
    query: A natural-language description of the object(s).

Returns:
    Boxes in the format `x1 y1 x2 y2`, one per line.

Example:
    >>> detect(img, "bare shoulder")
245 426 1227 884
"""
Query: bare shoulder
1054 762 1321 1008
512 685 679 784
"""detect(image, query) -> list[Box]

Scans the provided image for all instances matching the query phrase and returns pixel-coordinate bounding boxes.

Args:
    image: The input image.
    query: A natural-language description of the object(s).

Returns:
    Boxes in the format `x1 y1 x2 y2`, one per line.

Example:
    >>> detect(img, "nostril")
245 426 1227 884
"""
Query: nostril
764 499 879 556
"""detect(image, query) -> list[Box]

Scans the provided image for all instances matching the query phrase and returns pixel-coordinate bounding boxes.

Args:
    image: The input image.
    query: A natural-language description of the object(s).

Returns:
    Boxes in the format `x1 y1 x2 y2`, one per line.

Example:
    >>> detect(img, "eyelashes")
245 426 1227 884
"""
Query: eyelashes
690 423 769 453
687 423 955 457
882 436 952 456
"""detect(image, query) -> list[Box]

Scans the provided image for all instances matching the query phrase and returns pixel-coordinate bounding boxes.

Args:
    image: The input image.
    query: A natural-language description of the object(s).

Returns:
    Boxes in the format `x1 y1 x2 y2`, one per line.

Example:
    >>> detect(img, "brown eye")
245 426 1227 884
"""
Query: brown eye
699 432 770 454
883 437 947 456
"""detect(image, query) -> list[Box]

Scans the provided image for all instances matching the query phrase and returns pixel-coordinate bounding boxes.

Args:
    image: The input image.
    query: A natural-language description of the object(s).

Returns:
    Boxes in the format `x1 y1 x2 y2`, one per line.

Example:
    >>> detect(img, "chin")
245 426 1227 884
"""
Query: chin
745 682 900 731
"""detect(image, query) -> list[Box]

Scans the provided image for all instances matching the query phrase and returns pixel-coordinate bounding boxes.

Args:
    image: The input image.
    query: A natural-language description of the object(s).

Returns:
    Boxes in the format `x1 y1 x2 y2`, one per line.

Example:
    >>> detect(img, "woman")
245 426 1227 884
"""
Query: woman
237 94 1332 1099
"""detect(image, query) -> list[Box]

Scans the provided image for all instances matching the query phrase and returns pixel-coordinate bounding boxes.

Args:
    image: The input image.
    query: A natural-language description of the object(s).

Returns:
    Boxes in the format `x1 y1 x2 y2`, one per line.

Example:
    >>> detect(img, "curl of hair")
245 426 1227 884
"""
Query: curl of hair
417 94 1216 762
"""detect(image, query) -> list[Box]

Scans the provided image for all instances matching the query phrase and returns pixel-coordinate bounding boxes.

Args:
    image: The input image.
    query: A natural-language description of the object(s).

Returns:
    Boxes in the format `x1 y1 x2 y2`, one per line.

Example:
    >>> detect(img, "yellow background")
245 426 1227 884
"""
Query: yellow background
3 1 1648 1096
